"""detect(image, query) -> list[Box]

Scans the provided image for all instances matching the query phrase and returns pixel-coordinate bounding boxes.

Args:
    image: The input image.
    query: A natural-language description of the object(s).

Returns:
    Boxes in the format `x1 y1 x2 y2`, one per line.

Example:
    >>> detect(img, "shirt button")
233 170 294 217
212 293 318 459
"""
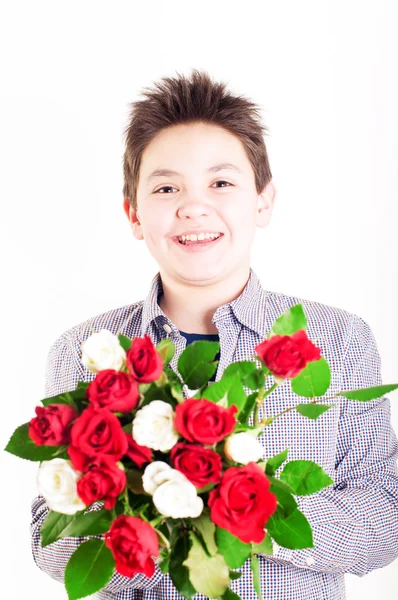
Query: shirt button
163 324 172 333
305 556 315 566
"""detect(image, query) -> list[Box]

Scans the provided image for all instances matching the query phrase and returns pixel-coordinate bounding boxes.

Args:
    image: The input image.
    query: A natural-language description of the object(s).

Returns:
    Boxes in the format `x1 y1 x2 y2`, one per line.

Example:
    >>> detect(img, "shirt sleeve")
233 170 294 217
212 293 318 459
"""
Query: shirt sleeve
264 313 398 576
30 330 165 593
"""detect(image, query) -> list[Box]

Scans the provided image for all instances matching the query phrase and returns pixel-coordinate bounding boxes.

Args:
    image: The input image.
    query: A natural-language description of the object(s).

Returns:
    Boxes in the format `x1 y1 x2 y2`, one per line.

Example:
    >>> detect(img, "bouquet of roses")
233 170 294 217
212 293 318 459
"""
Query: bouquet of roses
5 303 398 600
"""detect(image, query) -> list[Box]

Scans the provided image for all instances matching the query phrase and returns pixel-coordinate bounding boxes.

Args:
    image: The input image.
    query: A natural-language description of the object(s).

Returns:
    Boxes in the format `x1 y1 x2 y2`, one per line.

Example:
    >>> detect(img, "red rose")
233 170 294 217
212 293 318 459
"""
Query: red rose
77 455 126 509
29 404 78 446
170 442 222 488
105 515 159 578
208 462 277 544
68 405 128 468
125 433 152 468
87 369 140 413
254 329 321 379
125 334 163 383
174 398 237 445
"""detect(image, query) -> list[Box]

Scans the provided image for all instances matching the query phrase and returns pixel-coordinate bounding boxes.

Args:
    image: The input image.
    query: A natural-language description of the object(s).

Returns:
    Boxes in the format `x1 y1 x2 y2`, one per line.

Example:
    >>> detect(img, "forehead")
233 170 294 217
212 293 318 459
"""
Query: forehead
139 122 250 180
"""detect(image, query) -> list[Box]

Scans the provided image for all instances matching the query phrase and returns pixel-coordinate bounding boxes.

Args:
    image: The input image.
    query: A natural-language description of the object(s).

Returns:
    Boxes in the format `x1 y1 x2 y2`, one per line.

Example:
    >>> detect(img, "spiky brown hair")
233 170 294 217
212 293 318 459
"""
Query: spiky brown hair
123 68 272 210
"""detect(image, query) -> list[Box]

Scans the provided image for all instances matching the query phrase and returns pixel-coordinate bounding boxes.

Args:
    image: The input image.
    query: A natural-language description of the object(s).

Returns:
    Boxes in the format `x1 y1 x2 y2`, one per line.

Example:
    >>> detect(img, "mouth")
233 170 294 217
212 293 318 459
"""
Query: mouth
172 233 224 252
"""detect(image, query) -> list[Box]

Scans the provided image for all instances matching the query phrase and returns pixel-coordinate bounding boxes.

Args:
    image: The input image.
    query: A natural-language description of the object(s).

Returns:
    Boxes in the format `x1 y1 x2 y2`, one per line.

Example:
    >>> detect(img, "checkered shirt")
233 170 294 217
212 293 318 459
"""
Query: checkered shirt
30 268 398 600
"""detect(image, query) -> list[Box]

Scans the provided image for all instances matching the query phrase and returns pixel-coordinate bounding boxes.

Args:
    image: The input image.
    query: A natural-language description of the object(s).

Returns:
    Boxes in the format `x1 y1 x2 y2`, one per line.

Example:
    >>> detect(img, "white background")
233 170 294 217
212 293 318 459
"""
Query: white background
0 0 397 598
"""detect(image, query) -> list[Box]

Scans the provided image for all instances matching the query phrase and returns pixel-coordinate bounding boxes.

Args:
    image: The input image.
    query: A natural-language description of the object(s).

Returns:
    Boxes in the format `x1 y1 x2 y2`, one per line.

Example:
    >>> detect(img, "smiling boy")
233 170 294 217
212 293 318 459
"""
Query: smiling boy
31 69 398 600
122 118 275 336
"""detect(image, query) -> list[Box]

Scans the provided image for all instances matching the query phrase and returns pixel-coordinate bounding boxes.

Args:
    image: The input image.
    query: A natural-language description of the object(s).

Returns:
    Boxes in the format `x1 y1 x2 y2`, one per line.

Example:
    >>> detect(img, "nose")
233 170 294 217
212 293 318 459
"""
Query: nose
177 199 213 219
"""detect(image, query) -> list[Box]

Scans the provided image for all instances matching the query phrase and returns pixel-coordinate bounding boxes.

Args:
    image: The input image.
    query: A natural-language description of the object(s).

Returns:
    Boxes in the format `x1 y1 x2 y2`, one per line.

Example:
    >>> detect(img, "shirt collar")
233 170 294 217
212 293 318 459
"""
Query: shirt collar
141 267 271 338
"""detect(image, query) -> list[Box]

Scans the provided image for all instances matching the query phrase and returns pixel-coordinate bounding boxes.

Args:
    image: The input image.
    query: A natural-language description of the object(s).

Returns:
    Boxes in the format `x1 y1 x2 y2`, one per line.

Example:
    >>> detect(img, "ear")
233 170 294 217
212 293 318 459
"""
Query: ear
123 198 144 240
256 180 277 228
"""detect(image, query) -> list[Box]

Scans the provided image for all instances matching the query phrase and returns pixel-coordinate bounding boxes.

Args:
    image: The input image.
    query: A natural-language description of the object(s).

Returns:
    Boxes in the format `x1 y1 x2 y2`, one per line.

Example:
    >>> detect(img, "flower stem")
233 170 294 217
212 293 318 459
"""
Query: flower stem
149 515 164 528
260 393 340 425
123 486 134 516
253 381 279 427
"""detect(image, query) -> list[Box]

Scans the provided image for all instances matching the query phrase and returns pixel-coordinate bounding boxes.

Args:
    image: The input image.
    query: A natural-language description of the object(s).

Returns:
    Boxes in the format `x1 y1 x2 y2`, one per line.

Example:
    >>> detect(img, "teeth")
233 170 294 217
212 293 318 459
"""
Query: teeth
178 232 221 243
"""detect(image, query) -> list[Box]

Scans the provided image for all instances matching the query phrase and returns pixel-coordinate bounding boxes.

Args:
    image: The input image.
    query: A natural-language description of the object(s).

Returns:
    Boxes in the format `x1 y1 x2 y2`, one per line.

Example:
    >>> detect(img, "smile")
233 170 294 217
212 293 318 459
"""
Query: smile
172 233 224 253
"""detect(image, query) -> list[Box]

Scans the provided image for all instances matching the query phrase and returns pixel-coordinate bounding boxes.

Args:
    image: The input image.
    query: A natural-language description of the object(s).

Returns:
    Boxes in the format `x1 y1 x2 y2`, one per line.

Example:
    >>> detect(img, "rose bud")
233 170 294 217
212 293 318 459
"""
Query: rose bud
29 404 78 446
254 329 321 379
125 334 163 383
81 329 126 373
105 515 159 578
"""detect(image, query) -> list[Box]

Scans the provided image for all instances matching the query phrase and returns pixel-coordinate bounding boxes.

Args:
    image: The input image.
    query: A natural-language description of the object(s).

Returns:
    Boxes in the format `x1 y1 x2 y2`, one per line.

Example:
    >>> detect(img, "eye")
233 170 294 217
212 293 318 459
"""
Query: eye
153 180 233 194
212 180 232 188
154 186 177 194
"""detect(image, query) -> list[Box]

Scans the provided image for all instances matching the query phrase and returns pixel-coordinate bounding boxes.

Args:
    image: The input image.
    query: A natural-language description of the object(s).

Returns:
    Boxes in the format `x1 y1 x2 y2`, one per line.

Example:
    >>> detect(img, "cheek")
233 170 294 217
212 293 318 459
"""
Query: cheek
225 204 256 241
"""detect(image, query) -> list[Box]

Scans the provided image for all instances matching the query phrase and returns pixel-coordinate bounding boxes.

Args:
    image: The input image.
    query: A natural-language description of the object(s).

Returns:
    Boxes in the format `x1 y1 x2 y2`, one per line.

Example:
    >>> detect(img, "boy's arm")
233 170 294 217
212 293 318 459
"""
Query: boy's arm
264 314 398 576
30 330 164 593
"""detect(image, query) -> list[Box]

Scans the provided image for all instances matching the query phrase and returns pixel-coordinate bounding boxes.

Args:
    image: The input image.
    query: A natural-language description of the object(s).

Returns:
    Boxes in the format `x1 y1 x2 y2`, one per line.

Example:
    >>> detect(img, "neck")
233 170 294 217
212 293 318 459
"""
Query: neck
158 265 251 335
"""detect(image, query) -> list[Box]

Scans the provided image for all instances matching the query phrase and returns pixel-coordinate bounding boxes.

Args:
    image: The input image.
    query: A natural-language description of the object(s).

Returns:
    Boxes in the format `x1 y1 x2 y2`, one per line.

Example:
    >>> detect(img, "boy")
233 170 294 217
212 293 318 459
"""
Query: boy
31 69 398 600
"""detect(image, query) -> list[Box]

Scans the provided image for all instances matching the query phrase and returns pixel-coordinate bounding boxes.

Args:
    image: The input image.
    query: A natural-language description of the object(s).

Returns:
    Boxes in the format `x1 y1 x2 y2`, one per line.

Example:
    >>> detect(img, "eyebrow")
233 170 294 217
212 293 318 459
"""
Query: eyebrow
145 163 243 185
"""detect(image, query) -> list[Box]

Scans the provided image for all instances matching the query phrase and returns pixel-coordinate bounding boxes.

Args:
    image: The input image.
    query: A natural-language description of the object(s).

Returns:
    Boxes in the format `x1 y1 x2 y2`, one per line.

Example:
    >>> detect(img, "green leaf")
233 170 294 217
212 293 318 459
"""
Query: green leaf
41 511 79 548
337 383 398 401
161 367 185 404
267 508 314 550
61 510 113 538
41 509 112 548
291 357 331 398
250 554 263 600
156 338 176 365
223 361 266 392
251 531 273 555
169 529 196 599
77 381 90 391
238 392 258 423
118 334 132 352
4 423 68 461
279 460 334 495
268 476 295 495
183 531 230 599
40 393 76 409
41 386 90 414
139 382 178 409
233 422 262 435
155 527 170 550
268 304 307 338
122 422 132 435
268 479 298 519
191 508 218 556
221 360 257 382
265 448 289 476
220 589 243 600
216 392 229 408
244 426 265 439
159 554 170 574
178 340 220 389
65 539 115 600
195 482 216 494
216 527 251 569
201 375 247 415
229 570 243 580
295 403 334 420
243 368 267 391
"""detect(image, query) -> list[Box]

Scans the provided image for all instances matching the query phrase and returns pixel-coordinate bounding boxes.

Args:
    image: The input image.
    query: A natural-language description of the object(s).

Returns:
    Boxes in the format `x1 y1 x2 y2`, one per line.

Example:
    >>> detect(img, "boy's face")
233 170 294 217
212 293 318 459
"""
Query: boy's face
123 122 276 285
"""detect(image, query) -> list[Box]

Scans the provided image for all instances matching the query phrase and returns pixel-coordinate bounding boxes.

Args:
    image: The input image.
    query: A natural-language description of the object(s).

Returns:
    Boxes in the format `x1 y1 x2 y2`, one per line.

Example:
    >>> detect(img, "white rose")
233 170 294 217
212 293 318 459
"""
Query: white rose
143 461 189 495
132 400 179 452
37 458 86 515
153 473 204 519
142 461 177 495
224 432 264 465
81 328 126 373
